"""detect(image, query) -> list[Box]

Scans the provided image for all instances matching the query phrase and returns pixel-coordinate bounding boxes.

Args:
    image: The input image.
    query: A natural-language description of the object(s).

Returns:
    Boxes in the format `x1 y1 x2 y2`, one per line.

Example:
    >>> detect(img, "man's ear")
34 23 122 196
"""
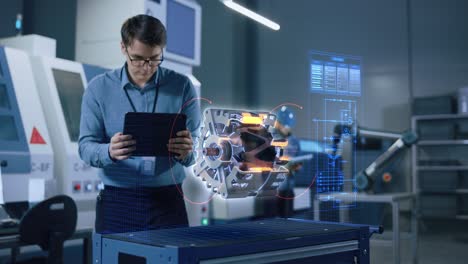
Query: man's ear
120 41 126 55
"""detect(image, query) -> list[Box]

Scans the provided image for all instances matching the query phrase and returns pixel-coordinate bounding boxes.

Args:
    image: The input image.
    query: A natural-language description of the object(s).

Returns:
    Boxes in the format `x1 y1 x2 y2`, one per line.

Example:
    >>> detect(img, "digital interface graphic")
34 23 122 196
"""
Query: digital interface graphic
312 98 358 210
309 51 362 97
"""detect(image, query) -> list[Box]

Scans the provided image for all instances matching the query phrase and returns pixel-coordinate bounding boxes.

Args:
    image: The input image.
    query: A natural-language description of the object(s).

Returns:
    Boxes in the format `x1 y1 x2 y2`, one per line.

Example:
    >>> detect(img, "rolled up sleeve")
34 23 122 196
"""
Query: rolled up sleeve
177 80 201 167
78 83 114 168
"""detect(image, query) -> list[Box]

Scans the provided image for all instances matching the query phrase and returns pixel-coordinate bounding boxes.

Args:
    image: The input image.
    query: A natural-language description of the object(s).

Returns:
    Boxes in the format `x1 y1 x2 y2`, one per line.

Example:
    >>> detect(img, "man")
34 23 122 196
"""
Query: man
253 106 302 219
275 106 301 218
79 15 200 234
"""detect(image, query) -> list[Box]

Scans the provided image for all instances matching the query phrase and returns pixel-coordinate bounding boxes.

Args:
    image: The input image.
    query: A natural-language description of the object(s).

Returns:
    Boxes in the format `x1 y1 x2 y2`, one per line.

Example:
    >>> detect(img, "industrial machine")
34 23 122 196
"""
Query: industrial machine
317 124 418 193
328 127 418 227
0 35 113 230
0 45 53 210
94 218 382 264
30 52 107 228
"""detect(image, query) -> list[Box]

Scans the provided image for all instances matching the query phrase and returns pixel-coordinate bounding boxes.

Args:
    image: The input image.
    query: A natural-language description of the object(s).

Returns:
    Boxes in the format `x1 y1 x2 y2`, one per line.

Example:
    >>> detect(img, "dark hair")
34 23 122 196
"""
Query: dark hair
121 15 167 47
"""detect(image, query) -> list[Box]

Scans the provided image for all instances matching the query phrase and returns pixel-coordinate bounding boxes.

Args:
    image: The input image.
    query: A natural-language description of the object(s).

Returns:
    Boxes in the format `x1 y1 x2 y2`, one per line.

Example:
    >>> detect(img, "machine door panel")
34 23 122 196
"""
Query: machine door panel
0 46 30 174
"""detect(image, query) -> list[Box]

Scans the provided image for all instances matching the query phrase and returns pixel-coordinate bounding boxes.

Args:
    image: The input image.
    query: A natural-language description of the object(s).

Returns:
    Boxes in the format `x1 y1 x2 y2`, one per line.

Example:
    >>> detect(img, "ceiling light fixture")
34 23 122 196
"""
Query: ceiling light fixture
221 0 280 31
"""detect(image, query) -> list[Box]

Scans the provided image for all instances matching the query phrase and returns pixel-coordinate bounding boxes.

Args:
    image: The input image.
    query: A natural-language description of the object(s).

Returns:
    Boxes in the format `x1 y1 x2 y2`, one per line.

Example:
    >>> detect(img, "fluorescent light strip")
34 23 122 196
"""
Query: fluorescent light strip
221 0 280 31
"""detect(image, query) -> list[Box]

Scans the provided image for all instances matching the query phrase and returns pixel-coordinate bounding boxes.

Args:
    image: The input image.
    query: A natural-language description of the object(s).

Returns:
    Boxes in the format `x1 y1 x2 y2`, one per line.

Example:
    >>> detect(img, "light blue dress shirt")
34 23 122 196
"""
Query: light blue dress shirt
78 64 201 188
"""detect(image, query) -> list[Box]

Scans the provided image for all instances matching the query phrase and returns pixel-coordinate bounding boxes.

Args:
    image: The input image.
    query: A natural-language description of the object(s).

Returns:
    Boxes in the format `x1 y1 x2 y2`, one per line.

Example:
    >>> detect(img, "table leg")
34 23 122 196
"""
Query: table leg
392 202 400 264
411 197 418 264
83 235 92 264
314 198 319 221
11 246 19 263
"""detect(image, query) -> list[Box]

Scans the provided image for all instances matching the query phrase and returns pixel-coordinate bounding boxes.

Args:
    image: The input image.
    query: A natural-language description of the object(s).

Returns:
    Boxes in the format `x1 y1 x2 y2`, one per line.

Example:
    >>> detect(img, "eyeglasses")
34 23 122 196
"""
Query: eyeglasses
125 47 164 67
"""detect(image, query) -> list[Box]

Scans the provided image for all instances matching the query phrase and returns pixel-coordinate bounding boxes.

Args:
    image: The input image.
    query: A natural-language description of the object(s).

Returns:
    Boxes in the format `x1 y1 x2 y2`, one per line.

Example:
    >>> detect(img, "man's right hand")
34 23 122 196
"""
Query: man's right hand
109 132 136 161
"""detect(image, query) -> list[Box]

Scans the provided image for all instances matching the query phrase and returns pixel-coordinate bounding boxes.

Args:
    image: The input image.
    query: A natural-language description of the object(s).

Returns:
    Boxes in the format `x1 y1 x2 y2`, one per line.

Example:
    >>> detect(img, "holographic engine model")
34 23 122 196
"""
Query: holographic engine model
193 108 290 198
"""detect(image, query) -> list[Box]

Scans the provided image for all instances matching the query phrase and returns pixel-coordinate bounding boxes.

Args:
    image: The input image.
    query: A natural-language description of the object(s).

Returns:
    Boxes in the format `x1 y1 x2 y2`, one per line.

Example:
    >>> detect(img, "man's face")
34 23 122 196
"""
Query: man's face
121 40 163 83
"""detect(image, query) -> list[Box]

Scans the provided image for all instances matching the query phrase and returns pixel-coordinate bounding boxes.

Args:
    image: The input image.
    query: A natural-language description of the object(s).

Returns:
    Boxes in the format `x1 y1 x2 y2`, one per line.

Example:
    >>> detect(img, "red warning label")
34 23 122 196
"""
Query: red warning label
30 127 46 144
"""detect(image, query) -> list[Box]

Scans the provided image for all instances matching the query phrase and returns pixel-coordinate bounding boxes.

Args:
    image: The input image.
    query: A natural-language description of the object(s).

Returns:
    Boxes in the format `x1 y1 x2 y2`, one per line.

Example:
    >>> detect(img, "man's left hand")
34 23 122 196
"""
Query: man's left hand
167 130 193 161
286 162 303 174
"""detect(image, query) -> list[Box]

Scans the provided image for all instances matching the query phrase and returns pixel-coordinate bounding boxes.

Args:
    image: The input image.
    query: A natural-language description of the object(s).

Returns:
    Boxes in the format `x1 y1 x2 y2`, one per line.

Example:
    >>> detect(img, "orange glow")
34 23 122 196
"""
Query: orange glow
248 167 273 172
383 172 392 183
279 156 291 161
242 113 263 125
271 141 288 147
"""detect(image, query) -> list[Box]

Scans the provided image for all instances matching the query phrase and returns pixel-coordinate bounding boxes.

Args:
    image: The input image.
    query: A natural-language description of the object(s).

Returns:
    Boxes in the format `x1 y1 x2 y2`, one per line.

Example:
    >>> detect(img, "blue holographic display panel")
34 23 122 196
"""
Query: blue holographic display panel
309 51 362 96
312 98 358 209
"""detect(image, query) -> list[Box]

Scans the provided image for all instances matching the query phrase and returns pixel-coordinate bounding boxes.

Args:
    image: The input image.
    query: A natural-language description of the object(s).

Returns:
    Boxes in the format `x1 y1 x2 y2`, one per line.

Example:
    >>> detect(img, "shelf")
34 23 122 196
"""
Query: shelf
418 189 468 195
418 140 468 146
417 166 468 171
456 215 468 220
413 115 468 223
418 190 453 195
412 114 468 121
420 215 458 220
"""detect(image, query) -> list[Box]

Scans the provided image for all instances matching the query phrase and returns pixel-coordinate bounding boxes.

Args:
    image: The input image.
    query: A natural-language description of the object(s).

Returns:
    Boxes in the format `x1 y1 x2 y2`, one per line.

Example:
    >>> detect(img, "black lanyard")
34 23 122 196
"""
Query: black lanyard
124 72 160 113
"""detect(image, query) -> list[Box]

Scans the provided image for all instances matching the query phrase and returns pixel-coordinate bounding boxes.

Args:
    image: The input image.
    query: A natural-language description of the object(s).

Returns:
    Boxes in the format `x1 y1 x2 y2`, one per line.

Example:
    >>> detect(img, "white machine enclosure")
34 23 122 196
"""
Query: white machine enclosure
1 47 54 202
31 56 102 228
75 0 147 68
210 188 311 222
181 167 211 227
0 35 56 58
211 195 255 221
75 0 201 68
30 56 101 201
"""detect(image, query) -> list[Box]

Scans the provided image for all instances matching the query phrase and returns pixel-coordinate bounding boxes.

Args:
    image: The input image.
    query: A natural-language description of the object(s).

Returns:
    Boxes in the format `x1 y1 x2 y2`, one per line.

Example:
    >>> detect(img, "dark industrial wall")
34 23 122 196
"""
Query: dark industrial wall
0 0 77 60
192 0 237 107
203 0 468 135
193 0 254 108
0 0 24 38
411 0 468 98
23 0 77 60
253 0 411 135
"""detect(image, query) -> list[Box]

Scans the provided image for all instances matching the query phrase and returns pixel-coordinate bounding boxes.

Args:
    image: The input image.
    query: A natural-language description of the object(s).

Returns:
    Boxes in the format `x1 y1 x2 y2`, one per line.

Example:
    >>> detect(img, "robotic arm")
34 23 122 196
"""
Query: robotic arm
354 129 418 192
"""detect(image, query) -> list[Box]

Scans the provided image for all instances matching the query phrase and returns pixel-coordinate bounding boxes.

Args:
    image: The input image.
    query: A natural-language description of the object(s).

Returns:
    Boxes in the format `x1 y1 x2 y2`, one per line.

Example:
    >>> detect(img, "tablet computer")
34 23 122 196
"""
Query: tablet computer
123 112 187 157
287 154 314 164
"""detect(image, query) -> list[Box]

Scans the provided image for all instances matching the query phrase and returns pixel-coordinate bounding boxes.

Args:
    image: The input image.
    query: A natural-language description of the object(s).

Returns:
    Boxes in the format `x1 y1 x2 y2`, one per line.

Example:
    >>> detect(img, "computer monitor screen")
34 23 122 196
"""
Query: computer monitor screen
166 0 196 60
0 115 19 141
52 69 84 142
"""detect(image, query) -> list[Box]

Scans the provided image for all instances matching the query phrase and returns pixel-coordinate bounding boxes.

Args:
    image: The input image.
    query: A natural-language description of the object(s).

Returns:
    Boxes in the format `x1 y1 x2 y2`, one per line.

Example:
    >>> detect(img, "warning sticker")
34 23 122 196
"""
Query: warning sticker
30 127 46 144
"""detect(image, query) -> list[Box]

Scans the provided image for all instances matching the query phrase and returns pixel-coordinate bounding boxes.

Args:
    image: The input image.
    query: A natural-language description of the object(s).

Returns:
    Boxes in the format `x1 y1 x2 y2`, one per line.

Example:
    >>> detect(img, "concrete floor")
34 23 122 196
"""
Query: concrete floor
371 220 468 264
